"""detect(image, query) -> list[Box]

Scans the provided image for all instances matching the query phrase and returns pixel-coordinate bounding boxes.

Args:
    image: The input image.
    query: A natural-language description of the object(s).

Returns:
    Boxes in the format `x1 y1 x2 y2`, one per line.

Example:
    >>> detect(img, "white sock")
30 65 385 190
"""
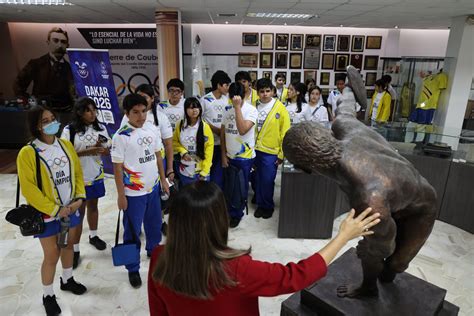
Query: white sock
43 284 55 297
89 230 97 238
62 267 73 282
73 244 80 252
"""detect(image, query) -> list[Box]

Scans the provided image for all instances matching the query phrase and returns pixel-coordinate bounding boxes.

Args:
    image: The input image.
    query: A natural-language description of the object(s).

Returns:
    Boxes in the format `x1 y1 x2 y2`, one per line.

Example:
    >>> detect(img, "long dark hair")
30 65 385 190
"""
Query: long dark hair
182 97 205 160
153 181 250 299
70 97 103 134
290 82 307 113
28 105 57 140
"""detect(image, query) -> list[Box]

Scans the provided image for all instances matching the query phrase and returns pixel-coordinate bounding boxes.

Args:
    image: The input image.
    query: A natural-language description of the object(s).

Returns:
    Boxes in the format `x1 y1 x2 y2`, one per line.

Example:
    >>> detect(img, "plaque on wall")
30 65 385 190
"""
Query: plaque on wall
351 35 365 52
350 54 363 69
321 53 335 70
366 36 382 49
289 53 303 69
238 53 258 68
261 33 274 50
290 71 302 83
335 54 349 71
276 33 289 50
323 34 336 51
305 34 321 48
290 34 303 51
260 52 273 68
304 70 317 83
275 52 288 68
364 55 379 70
320 72 330 85
337 35 350 51
262 70 273 80
242 32 259 46
303 48 320 69
365 72 377 86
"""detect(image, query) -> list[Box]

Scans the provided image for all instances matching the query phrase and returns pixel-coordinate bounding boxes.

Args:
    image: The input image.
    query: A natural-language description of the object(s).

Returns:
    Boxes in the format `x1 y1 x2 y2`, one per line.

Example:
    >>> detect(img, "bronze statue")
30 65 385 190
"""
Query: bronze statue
283 66 437 298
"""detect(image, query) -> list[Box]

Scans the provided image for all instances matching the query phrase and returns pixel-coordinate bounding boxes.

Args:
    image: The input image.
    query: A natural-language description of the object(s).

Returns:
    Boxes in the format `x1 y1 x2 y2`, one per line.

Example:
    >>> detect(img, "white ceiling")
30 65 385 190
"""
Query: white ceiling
0 0 473 29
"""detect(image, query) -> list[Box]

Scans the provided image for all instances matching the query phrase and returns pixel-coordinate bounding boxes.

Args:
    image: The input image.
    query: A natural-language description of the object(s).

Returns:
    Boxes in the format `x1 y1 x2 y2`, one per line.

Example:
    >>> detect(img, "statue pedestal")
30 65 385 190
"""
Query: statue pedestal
281 248 459 316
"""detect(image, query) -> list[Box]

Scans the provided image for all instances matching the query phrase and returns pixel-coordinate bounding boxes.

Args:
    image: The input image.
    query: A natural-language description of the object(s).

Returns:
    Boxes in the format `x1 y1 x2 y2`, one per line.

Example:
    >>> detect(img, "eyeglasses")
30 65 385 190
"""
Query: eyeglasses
168 88 182 94
51 38 68 45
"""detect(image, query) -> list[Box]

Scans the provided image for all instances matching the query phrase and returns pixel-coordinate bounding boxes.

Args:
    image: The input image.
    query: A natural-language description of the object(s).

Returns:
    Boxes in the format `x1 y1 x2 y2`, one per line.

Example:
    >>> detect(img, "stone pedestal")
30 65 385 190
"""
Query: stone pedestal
281 248 459 316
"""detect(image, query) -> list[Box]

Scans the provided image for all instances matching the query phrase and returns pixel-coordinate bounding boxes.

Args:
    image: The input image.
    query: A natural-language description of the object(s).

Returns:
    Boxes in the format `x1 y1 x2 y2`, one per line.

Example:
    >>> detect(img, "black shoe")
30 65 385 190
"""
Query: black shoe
73 251 80 269
89 236 107 250
251 195 256 205
262 208 274 219
229 217 241 228
43 295 61 316
60 277 87 295
254 207 263 218
128 271 142 288
161 222 168 236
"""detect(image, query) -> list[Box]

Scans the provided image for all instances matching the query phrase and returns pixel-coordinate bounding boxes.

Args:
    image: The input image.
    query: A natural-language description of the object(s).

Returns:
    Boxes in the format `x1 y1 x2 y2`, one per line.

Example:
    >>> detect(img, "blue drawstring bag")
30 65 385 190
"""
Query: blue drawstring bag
111 210 140 266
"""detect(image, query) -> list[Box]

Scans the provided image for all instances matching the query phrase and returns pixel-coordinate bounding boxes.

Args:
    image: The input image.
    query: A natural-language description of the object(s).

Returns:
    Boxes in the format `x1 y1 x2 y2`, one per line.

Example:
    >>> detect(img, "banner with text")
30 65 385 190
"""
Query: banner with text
67 48 121 173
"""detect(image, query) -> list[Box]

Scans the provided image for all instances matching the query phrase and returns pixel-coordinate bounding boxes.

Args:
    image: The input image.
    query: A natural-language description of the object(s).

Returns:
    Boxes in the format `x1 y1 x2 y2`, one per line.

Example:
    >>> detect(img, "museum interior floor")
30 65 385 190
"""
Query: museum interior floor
0 173 473 316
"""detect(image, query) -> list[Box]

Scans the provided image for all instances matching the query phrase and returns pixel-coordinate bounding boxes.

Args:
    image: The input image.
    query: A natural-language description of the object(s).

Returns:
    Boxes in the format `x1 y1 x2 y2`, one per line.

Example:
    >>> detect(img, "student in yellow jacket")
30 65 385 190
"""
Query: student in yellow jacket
274 73 289 104
252 78 291 219
16 106 87 316
369 79 392 125
235 71 259 106
172 97 214 185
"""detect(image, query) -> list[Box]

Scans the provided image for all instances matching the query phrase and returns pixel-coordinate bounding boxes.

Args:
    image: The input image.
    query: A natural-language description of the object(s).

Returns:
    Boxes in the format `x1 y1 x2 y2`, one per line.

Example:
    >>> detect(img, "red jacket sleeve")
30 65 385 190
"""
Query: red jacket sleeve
148 246 169 316
235 252 327 297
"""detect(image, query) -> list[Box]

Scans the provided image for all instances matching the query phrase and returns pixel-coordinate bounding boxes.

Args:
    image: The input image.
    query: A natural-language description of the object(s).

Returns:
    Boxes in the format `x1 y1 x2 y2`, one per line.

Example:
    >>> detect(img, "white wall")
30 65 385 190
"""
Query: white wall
398 29 449 57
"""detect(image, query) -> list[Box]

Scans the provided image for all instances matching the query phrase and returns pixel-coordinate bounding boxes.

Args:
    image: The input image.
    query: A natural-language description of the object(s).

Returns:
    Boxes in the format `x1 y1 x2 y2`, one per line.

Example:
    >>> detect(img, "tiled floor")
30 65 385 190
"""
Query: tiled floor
0 173 473 315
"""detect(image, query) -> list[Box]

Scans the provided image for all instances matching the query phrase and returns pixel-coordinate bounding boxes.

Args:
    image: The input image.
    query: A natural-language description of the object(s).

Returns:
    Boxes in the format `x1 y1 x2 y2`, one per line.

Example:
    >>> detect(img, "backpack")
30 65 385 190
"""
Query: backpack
223 164 248 215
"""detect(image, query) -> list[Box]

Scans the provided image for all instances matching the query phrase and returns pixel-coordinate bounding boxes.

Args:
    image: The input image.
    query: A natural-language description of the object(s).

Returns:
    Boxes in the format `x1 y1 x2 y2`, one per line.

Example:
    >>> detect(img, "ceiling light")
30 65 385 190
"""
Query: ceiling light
247 13 315 19
0 0 73 5
394 25 399 29
225 21 229 24
340 24 344 27
217 13 236 17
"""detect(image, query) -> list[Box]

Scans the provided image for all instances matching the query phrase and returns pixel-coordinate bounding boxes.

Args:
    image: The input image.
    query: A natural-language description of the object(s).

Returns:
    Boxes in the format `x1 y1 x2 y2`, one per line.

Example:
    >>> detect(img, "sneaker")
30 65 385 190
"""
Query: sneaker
60 277 87 295
161 222 168 236
128 271 142 288
262 208 274 219
43 295 61 316
229 217 241 228
254 207 263 218
73 251 80 269
89 236 107 251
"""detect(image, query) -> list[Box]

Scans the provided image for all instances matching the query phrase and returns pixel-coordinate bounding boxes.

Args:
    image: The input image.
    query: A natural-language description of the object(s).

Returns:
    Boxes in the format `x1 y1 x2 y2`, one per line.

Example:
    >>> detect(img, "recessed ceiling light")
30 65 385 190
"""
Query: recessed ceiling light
284 22 287 26
340 24 344 27
247 13 315 19
225 21 229 24
217 13 237 17
394 25 399 29
0 0 73 5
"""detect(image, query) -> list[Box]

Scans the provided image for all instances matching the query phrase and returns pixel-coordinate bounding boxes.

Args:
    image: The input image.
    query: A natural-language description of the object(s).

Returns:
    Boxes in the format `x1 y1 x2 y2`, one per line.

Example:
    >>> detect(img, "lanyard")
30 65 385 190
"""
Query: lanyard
312 105 322 117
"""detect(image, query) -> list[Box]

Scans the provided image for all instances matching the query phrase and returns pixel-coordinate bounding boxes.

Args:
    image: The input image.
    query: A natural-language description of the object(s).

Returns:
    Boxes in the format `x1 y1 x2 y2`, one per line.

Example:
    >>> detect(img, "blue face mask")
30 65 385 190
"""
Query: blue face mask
43 121 61 135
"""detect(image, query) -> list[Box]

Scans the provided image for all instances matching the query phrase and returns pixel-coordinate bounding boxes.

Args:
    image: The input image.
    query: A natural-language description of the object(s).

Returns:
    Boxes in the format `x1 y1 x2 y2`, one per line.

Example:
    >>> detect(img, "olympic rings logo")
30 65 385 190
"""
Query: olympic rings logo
229 114 235 121
215 105 224 112
137 136 153 146
78 134 98 143
184 136 196 143
168 114 181 121
47 156 68 169
258 111 268 118
289 111 296 118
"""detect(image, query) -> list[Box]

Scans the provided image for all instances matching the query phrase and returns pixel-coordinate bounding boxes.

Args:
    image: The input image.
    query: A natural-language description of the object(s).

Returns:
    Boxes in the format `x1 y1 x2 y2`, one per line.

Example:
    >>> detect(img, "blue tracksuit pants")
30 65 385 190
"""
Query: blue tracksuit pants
253 150 278 210
228 158 254 219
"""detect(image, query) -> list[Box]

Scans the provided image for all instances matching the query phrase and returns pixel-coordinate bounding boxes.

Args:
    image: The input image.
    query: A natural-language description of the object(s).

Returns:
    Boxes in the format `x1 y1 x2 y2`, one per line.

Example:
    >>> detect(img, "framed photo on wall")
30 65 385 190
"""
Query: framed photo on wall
260 52 273 68
290 34 303 51
276 33 289 50
337 35 350 51
366 36 382 49
290 72 302 83
275 52 288 68
304 70 317 83
242 32 259 46
249 70 258 83
364 55 379 70
320 72 330 85
335 54 349 71
323 34 336 51
238 53 258 68
351 35 365 52
262 71 273 80
289 53 303 69
321 53 335 70
261 33 274 50
365 72 377 86
303 48 320 69
366 88 375 98
350 54 363 69
276 71 287 83
305 34 321 48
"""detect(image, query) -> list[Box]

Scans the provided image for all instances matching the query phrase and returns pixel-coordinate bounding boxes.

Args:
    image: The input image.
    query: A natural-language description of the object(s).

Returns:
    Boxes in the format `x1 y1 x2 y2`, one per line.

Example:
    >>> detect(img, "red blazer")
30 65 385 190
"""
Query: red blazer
148 245 327 316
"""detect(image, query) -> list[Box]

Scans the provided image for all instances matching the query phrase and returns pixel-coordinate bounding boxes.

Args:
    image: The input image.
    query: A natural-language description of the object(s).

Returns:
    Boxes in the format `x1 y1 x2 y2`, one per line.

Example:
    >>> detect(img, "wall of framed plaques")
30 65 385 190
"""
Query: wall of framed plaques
182 24 449 96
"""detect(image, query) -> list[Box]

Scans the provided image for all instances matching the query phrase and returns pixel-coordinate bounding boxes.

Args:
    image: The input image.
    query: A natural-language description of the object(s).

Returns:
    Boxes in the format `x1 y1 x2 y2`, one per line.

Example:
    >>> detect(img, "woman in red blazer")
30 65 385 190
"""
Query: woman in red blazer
148 181 380 316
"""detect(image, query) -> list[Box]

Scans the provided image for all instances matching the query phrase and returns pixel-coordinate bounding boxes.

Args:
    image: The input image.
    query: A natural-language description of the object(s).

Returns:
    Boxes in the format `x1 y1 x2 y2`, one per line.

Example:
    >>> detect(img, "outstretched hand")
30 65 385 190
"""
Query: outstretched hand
338 207 380 242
